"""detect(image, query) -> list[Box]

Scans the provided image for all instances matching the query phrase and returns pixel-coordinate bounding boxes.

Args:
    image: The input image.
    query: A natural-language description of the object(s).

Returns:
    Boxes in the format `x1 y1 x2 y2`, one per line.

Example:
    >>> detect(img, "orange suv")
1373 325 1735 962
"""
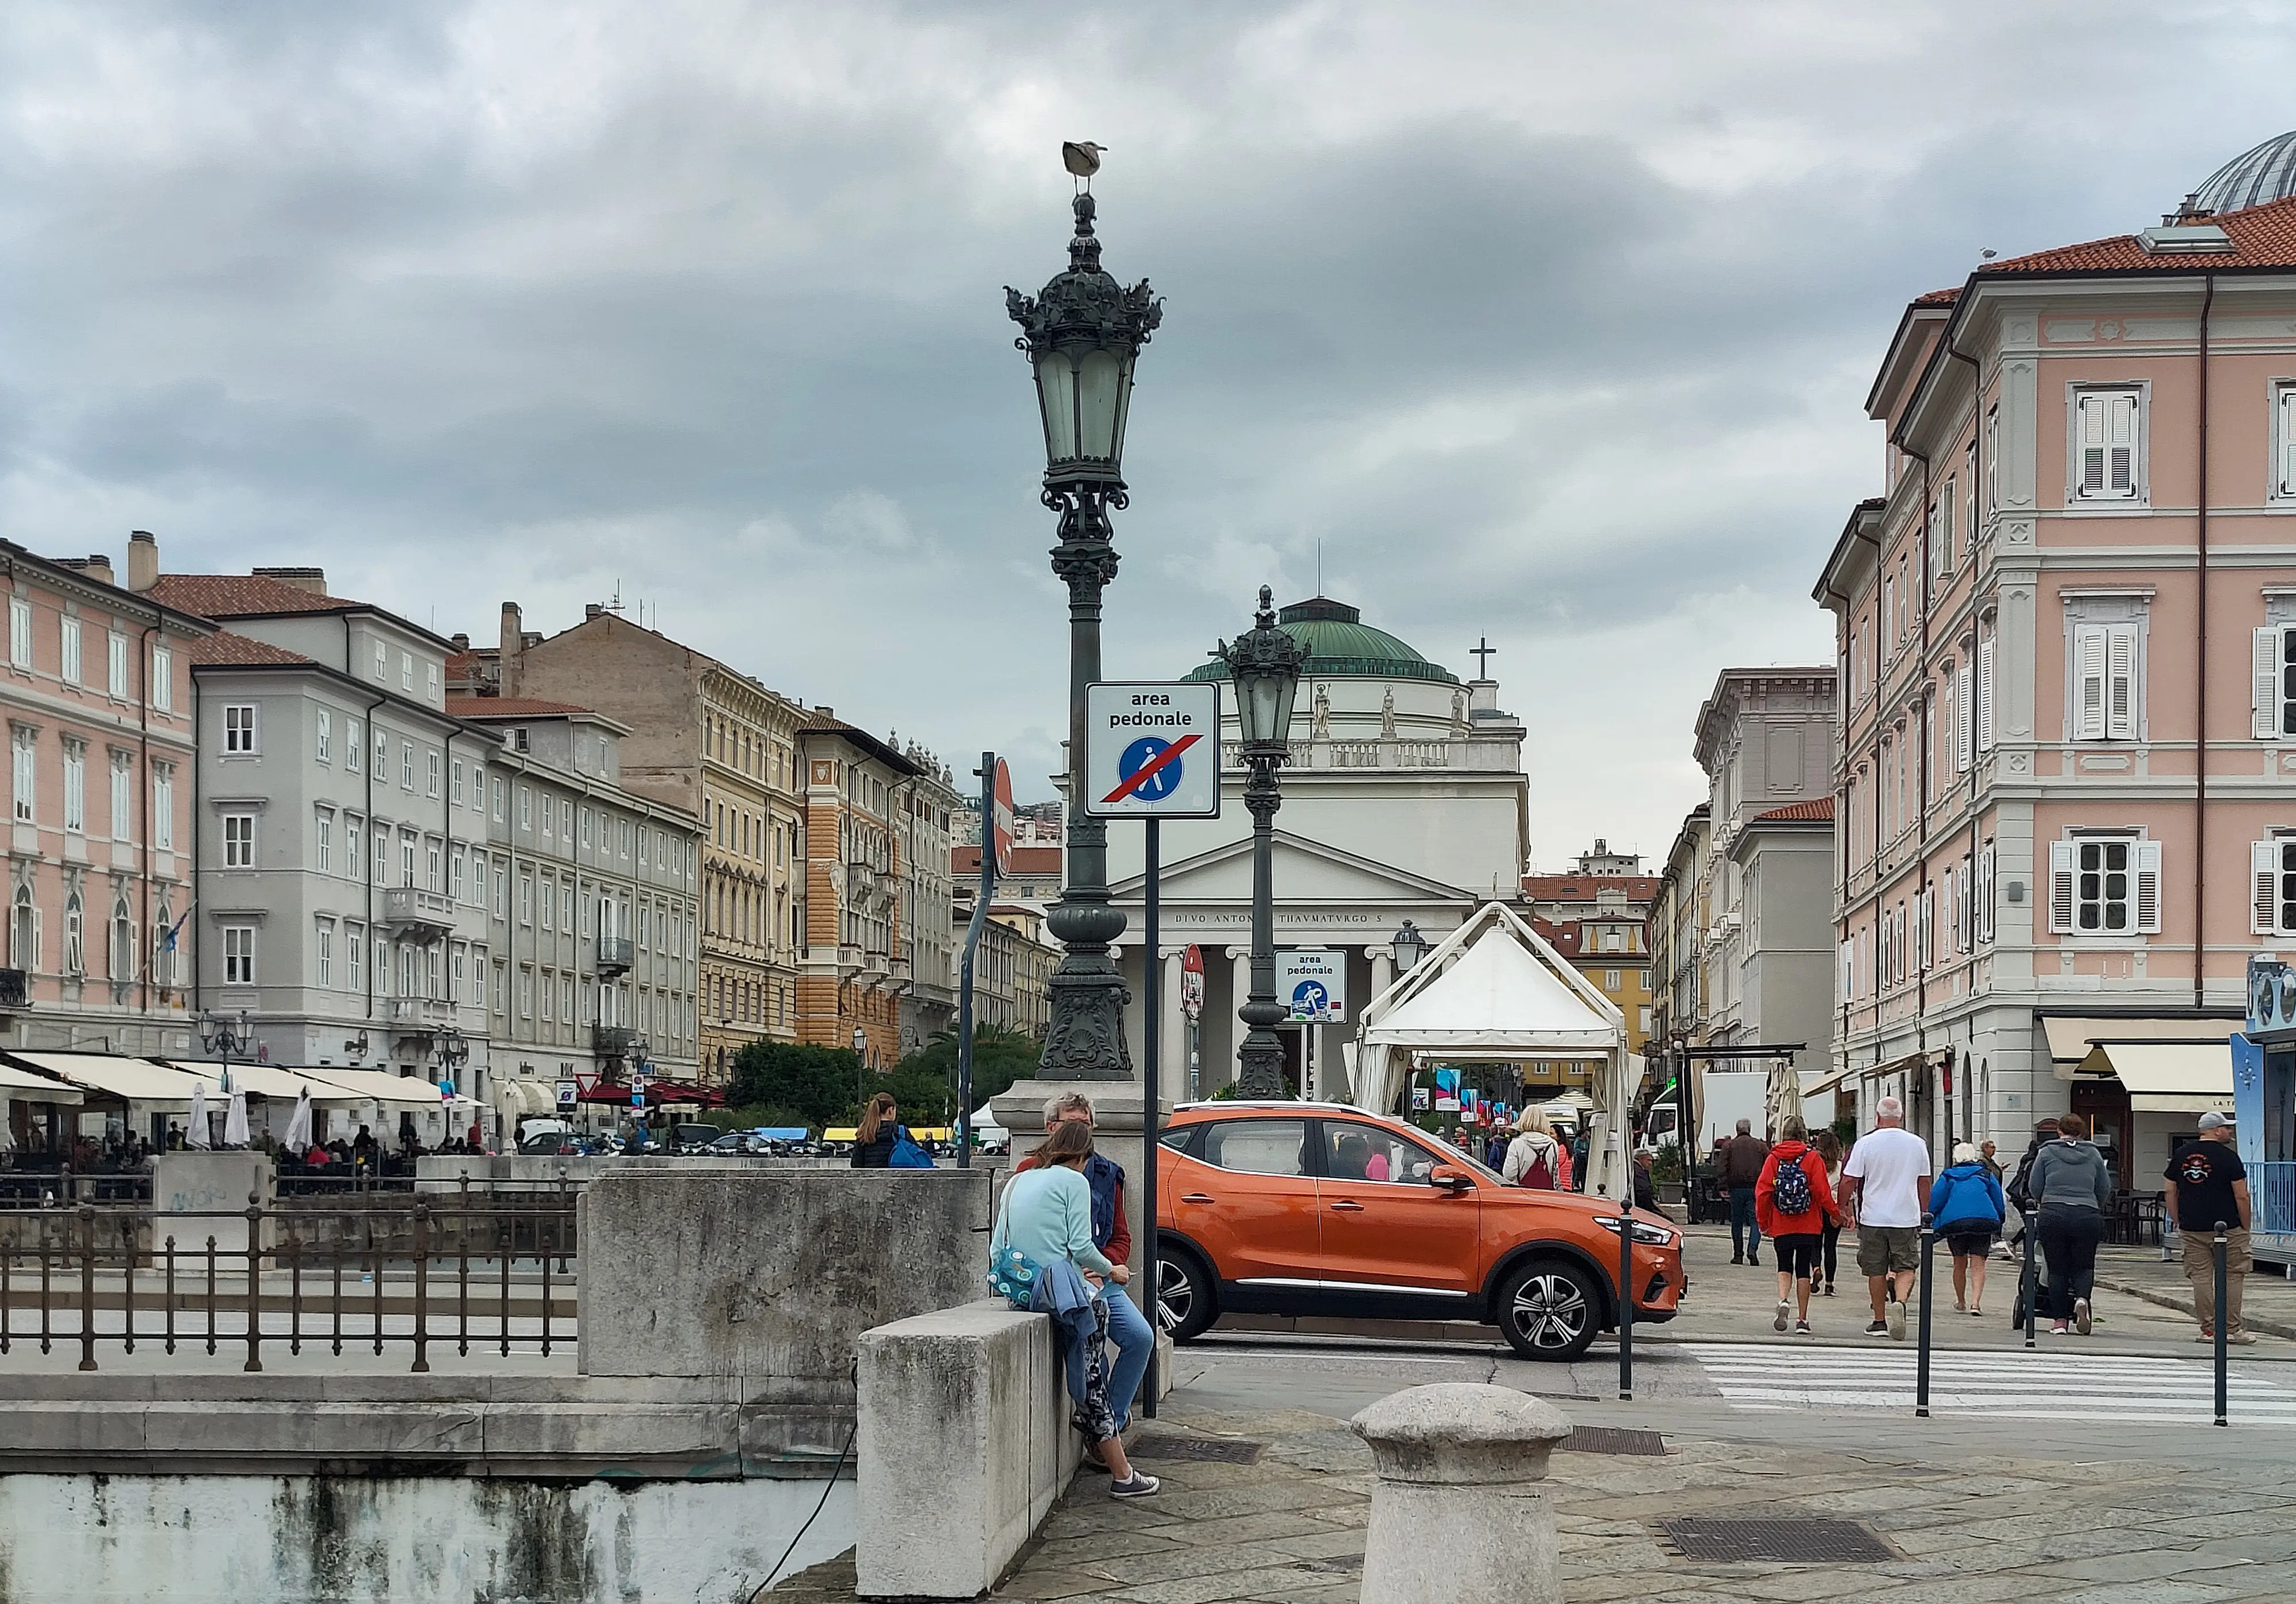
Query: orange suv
1154 1102 1683 1361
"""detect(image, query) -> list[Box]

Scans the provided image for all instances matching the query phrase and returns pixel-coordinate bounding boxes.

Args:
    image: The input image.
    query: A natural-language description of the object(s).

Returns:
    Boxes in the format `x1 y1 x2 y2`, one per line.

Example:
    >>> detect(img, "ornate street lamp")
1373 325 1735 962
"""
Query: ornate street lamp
1391 920 1429 976
1006 169 1162 1080
1220 587 1305 1098
199 1008 253 1066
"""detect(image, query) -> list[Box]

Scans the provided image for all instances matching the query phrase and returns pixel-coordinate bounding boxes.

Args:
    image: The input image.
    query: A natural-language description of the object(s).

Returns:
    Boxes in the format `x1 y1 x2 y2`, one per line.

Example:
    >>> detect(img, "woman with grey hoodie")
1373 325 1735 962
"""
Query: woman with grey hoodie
2029 1112 2115 1335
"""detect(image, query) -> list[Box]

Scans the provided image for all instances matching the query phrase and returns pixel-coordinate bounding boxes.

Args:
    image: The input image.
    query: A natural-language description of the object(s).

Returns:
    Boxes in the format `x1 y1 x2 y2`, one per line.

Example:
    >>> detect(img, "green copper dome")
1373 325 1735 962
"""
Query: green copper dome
1188 597 1457 685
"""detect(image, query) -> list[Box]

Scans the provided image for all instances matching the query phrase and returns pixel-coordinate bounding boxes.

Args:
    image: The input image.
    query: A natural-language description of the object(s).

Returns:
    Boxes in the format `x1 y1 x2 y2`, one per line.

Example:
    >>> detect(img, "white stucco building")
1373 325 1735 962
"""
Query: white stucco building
1103 597 1529 1103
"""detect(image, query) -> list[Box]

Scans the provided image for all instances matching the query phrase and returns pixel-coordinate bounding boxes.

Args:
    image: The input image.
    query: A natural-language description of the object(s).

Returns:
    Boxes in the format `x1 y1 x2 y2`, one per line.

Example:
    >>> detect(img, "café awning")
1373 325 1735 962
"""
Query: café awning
298 1067 445 1109
2066 1040 2234 1114
2040 1014 2239 1065
0 1062 82 1104
7 1052 217 1110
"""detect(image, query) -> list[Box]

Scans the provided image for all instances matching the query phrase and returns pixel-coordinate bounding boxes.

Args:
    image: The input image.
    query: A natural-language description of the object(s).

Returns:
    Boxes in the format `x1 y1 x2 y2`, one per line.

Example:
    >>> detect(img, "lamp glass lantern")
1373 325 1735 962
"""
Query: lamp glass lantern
1392 921 1429 975
1033 343 1136 485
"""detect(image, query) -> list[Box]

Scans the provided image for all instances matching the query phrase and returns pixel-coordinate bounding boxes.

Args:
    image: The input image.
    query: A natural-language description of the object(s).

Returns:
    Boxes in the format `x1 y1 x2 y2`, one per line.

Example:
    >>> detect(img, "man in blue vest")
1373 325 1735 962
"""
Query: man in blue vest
1014 1092 1156 1453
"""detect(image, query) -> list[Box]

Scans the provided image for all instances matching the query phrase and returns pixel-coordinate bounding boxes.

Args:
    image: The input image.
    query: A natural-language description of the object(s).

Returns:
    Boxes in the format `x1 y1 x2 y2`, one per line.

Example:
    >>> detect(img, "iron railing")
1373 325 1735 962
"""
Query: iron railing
2256 1160 2296 1237
0 1190 577 1372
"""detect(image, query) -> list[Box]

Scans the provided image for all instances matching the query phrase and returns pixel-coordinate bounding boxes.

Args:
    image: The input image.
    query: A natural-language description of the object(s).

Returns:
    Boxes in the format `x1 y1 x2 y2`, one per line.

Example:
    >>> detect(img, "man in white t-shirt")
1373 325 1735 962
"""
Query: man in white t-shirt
1842 1097 1932 1341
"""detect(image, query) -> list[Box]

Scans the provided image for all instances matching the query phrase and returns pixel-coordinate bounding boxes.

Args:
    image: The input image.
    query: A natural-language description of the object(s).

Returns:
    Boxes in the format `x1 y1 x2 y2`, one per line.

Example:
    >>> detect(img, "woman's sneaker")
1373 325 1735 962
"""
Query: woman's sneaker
1110 1473 1161 1500
1794 1319 1812 1335
1774 1299 1791 1333
2073 1298 2092 1336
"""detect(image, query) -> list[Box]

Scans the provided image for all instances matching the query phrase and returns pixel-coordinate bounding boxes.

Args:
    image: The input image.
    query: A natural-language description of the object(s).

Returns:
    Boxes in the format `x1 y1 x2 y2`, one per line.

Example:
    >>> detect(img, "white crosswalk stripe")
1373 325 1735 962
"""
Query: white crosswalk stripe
1685 1341 2296 1422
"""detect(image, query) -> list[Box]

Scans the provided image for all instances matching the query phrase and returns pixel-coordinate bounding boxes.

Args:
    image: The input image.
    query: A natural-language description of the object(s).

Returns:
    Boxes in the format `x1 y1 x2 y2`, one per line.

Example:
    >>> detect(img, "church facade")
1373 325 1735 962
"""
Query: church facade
1103 597 1529 1105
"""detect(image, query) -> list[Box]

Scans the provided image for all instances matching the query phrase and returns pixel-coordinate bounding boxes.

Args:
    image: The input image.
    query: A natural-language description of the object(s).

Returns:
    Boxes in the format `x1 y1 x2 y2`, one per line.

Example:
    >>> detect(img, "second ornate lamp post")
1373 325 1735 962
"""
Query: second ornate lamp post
1006 176 1162 1079
1221 588 1304 1098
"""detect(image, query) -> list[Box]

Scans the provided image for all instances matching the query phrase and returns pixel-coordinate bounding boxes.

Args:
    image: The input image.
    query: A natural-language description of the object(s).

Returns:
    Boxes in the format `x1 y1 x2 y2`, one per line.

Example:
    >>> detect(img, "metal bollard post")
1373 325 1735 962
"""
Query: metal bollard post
1617 1210 1633 1401
1915 1212 1935 1418
2213 1221 2229 1428
2020 1208 2038 1349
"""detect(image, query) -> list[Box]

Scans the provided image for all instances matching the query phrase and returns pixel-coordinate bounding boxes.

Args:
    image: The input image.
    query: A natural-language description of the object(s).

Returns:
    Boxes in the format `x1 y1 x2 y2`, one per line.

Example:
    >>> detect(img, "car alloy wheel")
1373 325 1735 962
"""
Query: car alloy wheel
1499 1261 1599 1361
1155 1249 1215 1342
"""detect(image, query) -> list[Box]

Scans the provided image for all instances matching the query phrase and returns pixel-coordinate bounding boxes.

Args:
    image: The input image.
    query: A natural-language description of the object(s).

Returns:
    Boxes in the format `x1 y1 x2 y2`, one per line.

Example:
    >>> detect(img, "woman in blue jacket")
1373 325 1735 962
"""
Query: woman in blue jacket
1929 1141 2008 1316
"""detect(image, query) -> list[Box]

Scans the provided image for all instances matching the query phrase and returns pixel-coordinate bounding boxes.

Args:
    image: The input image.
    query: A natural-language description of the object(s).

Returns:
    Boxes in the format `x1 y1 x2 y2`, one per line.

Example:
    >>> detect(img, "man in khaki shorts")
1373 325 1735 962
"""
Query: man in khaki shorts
1842 1097 1932 1341
2165 1111 2255 1344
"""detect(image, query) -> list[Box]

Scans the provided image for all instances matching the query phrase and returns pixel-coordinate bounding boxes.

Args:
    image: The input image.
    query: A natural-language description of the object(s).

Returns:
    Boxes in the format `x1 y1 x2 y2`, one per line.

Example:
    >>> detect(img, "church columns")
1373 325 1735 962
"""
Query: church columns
1369 947 1395 1006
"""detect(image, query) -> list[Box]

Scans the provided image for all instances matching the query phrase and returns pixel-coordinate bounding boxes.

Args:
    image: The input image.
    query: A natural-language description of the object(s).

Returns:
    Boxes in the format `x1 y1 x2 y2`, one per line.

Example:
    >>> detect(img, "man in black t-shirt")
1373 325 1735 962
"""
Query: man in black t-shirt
2163 1112 2253 1344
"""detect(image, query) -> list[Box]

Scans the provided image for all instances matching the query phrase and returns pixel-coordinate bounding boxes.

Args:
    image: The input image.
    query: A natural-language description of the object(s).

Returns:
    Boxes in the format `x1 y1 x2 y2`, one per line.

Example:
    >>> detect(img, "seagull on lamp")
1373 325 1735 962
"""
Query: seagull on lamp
1062 141 1106 189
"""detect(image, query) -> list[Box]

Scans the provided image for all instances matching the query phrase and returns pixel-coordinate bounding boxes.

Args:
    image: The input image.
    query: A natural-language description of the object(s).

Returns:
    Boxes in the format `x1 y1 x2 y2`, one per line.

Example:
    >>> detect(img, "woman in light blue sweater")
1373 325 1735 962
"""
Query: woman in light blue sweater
992 1120 1157 1498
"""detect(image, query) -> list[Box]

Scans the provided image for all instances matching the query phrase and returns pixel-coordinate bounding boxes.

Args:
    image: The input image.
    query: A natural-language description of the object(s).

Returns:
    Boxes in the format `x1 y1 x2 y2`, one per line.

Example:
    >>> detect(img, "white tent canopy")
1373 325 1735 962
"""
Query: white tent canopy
1351 901 1632 1200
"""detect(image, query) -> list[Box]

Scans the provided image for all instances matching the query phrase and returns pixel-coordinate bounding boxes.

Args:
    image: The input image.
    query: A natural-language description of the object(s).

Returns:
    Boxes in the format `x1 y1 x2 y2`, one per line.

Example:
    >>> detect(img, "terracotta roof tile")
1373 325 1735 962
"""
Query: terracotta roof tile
953 844 1063 875
1913 287 1961 306
183 631 316 667
445 696 596 719
148 573 362 619
1752 797 1833 822
1983 194 2296 276
1520 873 1659 900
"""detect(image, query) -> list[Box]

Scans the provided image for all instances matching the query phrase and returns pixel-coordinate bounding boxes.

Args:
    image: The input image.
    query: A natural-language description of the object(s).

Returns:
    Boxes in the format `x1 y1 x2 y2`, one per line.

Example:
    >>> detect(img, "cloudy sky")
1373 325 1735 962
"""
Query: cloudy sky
2 1 2291 867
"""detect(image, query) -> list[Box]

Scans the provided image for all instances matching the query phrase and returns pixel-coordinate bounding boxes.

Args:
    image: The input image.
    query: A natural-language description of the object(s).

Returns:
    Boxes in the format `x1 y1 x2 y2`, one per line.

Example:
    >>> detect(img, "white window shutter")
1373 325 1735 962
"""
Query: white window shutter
2049 841 2077 934
2105 626 2138 740
2255 839 2278 935
1981 845 1997 942
1976 639 1996 750
1957 662 1973 771
2258 626 2287 741
2134 840 2163 934
2073 625 2107 741
2281 389 2296 496
2077 393 2106 496
2108 392 2137 495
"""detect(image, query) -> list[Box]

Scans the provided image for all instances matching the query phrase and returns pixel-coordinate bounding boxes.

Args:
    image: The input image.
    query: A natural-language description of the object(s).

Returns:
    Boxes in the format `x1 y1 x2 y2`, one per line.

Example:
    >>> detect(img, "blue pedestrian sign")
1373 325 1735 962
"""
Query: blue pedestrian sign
1278 950 1346 1022
1084 682 1223 818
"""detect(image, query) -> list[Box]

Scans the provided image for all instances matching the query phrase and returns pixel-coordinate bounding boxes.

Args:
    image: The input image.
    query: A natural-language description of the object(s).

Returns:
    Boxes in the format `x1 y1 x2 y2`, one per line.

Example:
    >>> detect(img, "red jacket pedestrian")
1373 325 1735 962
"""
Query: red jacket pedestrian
1754 1137 1838 1242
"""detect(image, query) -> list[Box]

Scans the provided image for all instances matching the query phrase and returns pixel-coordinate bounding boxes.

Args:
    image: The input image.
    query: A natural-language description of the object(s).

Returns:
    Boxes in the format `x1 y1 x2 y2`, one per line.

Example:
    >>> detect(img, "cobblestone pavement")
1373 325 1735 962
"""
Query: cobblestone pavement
774 1390 2296 1602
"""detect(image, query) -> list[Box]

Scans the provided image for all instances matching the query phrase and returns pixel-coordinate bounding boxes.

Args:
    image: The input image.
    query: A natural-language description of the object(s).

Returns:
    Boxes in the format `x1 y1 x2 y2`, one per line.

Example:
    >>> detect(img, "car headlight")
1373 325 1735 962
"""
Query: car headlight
1595 1215 1676 1246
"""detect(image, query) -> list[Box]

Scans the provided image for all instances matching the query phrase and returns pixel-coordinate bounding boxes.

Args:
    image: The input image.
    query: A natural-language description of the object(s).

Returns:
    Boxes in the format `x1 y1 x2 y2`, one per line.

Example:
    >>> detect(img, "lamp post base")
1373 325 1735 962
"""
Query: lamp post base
1036 958 1135 1082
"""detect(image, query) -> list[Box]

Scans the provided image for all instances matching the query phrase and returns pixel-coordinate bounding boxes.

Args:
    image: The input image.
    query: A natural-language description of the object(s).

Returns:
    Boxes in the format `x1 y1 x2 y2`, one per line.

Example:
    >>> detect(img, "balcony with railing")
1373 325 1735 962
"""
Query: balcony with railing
594 936 634 977
382 887 457 943
593 1025 640 1061
384 996 456 1030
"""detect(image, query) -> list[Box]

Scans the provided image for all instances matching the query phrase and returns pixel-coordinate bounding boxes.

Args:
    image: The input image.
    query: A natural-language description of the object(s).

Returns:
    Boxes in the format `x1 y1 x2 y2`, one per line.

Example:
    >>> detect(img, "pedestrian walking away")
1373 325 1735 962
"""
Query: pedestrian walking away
1755 1116 1837 1336
848 1092 907 1168
1014 1093 1155 1438
2165 1110 2255 1345
988 1116 1158 1499
1929 1141 2007 1317
1842 1097 1930 1340
1810 1128 1847 1298
1720 1118 1772 1266
1503 1112 1566 1190
2029 1112 2112 1336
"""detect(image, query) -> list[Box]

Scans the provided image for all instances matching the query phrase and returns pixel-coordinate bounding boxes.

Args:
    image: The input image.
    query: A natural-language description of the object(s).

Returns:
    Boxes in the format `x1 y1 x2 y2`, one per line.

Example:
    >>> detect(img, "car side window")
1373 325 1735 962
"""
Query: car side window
1198 1119 1311 1178
1324 1121 1444 1186
1159 1125 1201 1159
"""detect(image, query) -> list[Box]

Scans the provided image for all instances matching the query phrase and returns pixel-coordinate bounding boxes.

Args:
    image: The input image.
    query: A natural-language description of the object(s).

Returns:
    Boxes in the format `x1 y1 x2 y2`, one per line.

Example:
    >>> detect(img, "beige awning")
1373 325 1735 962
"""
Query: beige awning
2066 1040 2234 1114
0 1062 82 1104
298 1067 445 1109
7 1052 218 1110
2041 1015 2239 1065
160 1059 359 1103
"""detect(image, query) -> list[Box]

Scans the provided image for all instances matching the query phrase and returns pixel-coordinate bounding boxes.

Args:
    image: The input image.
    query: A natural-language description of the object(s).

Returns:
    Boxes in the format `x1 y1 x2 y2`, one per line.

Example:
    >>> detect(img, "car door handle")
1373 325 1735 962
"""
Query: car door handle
1329 1201 1366 1212
1181 1193 1215 1205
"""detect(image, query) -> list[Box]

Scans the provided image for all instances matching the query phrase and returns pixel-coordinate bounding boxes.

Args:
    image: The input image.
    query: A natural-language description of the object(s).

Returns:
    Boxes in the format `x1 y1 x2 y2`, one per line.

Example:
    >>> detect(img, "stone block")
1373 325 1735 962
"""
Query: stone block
855 1298 1081 1600
154 1149 275 1255
1352 1382 1570 1604
577 1168 991 1396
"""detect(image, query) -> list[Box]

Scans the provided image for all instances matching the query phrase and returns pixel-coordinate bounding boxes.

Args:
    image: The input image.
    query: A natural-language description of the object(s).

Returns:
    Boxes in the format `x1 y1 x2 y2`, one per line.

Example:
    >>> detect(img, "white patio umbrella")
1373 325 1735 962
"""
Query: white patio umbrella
186 1082 212 1148
281 1088 313 1152
223 1089 250 1149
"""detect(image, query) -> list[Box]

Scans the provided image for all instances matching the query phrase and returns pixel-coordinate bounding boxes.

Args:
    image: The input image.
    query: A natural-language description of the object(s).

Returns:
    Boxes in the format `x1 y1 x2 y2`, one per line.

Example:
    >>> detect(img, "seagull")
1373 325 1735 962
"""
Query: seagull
1062 141 1106 181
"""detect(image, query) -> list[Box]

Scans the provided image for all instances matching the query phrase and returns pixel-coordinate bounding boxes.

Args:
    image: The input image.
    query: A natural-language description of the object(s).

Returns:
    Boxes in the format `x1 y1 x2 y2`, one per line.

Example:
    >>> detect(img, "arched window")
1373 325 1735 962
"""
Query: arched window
152 896 174 989
110 894 134 982
63 890 83 976
11 884 34 973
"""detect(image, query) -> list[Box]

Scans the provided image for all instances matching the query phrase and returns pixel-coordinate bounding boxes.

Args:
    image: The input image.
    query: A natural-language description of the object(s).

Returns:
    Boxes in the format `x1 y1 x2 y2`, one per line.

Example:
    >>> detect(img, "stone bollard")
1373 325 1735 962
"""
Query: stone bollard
1351 1382 1571 1604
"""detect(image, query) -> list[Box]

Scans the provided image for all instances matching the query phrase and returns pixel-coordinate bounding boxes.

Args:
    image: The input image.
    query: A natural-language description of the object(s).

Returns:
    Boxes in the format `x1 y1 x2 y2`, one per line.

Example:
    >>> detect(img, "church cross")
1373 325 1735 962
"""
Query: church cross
1471 636 1496 678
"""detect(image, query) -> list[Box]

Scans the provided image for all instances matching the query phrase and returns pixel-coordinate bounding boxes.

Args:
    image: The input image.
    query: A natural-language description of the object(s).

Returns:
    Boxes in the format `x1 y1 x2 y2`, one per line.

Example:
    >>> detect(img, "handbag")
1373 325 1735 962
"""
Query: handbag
986 1236 1043 1307
888 1127 936 1169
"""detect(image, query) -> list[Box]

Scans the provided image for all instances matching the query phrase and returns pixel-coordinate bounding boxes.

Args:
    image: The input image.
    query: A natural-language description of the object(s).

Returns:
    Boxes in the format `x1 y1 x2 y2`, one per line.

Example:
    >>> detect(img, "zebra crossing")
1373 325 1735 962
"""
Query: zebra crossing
1684 1341 2296 1422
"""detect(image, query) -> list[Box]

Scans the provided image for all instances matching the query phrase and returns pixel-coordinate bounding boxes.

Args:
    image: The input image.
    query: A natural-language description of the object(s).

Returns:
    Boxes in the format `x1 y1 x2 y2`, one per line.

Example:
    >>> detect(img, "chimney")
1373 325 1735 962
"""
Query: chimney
500 603 524 698
584 603 604 620
57 555 115 587
127 531 158 593
251 566 328 595
450 632 470 651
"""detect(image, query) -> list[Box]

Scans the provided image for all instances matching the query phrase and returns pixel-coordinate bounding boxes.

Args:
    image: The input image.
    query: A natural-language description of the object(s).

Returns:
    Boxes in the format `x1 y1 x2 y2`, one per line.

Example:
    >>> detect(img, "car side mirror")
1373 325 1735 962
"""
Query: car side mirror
1428 1164 1473 1191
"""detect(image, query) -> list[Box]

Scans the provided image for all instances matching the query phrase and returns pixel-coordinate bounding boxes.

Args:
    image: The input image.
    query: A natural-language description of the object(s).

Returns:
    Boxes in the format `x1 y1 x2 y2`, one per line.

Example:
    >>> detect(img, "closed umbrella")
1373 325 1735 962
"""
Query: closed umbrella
223 1089 250 1149
187 1082 211 1148
281 1088 313 1153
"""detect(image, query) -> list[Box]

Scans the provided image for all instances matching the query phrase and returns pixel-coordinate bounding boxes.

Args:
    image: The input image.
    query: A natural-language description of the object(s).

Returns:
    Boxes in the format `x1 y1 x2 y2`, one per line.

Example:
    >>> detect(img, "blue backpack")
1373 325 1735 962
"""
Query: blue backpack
888 1127 936 1169
1773 1155 1814 1218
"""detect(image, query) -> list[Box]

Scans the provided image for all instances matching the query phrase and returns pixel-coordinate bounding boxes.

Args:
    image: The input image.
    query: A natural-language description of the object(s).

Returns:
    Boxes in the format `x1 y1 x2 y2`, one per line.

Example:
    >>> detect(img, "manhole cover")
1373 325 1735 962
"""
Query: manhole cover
1128 1436 1263 1464
1562 1426 1666 1456
1661 1517 1895 1564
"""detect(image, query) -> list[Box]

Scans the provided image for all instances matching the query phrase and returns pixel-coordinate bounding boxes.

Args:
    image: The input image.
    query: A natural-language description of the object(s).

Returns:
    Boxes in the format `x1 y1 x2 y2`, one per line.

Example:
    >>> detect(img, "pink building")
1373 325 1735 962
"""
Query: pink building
1814 140 2296 1186
0 536 212 1100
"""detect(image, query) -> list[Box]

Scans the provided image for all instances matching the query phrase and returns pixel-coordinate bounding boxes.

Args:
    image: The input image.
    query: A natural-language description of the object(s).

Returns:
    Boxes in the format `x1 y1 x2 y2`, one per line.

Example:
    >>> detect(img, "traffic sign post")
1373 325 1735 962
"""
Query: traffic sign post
956 753 1003 1171
1083 683 1222 819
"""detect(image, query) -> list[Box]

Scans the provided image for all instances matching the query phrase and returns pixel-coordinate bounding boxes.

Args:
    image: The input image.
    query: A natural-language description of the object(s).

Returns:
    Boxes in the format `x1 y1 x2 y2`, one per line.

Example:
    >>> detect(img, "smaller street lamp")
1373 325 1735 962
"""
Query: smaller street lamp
1221 587 1305 1098
852 1024 869 1112
199 1009 253 1066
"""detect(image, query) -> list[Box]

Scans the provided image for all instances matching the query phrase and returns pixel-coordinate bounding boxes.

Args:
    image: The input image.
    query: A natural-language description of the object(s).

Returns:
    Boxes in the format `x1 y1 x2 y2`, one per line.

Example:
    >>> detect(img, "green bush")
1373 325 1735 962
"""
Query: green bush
726 1027 1046 1129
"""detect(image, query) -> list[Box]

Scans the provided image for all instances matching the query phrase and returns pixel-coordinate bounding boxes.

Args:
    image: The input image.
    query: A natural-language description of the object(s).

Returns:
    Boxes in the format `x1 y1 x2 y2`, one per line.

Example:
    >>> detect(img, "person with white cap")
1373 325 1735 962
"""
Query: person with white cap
2164 1112 2254 1345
